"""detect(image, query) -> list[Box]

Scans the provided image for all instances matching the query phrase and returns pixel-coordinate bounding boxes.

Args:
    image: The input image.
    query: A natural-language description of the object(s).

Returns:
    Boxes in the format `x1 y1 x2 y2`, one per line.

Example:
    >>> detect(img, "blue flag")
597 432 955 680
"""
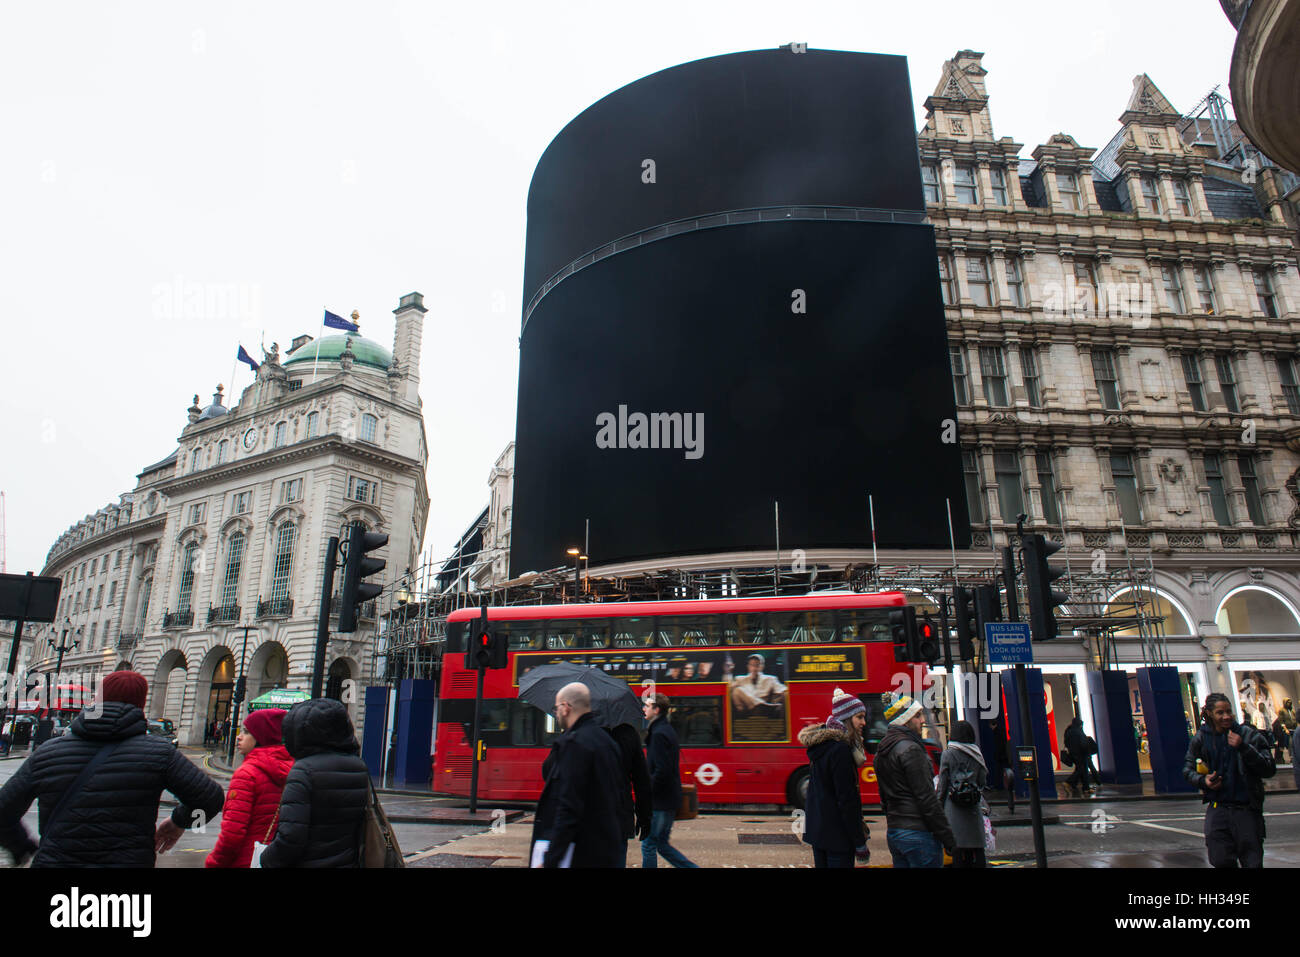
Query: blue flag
236 345 259 371
324 309 358 332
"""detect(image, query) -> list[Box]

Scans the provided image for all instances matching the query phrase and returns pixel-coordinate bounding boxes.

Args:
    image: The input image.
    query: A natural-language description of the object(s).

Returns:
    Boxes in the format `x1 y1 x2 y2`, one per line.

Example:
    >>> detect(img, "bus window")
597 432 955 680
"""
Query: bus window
611 617 655 647
583 619 611 648
510 700 560 747
838 608 890 643
668 696 723 746
767 611 835 643
722 613 765 644
546 621 579 649
446 621 465 652
860 695 890 749
657 615 718 647
498 620 544 651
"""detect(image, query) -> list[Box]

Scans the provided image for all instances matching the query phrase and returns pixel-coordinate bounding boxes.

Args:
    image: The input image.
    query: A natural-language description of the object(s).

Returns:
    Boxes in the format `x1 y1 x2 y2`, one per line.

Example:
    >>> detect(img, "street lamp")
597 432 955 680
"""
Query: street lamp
566 547 581 601
226 619 257 766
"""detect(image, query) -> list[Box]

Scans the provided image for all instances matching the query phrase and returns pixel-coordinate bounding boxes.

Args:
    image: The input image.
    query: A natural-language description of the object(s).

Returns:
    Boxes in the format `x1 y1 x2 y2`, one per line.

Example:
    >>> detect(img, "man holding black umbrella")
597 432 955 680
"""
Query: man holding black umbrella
530 682 625 868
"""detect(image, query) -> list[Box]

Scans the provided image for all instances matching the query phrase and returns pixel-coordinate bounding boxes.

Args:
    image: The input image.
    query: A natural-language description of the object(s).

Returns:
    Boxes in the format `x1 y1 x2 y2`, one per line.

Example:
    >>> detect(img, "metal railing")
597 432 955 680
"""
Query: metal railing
207 604 241 624
162 609 193 629
257 598 294 619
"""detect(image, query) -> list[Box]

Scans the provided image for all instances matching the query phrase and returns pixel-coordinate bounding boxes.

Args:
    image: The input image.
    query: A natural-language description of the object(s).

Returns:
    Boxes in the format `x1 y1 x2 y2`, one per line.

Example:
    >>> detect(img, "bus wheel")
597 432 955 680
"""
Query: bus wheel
787 767 811 809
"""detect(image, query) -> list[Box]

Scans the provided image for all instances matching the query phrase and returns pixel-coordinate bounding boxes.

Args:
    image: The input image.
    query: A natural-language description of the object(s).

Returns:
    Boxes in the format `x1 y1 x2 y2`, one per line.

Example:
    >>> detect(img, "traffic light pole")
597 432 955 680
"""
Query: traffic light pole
1002 542 1047 869
468 604 488 815
311 537 339 700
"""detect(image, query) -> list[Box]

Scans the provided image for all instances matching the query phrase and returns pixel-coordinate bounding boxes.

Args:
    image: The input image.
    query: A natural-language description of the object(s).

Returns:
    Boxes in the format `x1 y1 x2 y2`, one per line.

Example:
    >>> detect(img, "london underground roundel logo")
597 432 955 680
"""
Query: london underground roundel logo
694 763 721 786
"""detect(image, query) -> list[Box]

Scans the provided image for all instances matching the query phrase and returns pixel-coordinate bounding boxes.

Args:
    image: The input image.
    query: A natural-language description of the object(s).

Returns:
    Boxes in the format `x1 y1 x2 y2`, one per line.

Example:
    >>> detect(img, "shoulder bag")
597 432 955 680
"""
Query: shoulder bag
360 778 404 868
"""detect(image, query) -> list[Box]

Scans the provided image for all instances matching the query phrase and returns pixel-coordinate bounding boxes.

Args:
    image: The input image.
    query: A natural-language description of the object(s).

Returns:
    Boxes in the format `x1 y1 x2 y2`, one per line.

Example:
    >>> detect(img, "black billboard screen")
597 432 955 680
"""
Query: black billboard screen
510 219 969 575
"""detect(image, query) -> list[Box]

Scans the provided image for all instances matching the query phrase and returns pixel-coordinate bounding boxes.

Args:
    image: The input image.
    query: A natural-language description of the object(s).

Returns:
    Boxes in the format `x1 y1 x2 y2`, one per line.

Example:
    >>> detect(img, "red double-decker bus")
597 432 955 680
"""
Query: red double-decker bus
433 592 941 807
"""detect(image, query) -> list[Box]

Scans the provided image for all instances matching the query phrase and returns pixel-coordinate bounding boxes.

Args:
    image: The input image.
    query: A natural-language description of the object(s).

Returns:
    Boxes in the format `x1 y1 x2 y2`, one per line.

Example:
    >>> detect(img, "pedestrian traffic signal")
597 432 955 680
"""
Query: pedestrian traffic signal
338 523 388 633
1022 533 1068 641
916 614 941 667
889 605 918 662
952 586 977 660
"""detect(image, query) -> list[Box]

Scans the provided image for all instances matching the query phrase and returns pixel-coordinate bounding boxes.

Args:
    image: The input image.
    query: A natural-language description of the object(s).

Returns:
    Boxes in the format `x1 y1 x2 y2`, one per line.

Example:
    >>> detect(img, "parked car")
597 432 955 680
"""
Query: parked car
147 719 179 747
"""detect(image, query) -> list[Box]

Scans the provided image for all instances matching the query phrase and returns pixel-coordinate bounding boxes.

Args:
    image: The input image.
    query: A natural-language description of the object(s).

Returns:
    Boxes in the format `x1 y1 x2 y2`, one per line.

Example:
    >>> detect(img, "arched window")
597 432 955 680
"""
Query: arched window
269 523 297 604
306 411 319 438
191 448 202 472
220 533 245 609
360 413 378 443
136 576 152 632
217 440 228 464
177 542 199 613
273 421 287 448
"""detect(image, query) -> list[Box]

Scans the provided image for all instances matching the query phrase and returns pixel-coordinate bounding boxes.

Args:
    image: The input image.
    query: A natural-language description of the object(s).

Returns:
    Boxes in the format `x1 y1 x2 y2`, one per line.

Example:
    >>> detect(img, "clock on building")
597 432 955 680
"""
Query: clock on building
242 428 258 451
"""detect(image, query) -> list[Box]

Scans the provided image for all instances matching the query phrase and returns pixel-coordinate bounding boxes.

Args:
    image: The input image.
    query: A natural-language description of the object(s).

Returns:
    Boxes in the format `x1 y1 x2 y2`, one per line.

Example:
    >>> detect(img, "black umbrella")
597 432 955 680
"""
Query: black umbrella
517 662 644 729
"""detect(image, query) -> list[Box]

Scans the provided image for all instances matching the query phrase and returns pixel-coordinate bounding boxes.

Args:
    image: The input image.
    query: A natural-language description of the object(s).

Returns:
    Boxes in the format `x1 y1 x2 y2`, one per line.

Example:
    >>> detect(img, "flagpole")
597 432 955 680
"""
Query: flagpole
310 309 325 385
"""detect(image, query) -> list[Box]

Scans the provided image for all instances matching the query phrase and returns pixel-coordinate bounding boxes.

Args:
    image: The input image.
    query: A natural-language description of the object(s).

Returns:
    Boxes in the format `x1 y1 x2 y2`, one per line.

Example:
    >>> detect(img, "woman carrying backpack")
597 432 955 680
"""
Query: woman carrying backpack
936 720 988 868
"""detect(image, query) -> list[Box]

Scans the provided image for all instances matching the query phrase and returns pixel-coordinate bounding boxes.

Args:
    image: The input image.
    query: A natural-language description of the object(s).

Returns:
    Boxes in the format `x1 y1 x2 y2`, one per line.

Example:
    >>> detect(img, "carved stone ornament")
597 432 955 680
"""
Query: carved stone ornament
1158 457 1192 515
1287 467 1300 527
1139 359 1167 401
1202 636 1229 657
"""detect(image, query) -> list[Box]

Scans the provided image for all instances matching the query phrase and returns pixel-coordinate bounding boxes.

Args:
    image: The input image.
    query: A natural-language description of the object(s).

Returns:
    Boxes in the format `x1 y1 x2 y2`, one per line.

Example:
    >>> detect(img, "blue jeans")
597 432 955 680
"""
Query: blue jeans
887 828 943 868
641 809 697 868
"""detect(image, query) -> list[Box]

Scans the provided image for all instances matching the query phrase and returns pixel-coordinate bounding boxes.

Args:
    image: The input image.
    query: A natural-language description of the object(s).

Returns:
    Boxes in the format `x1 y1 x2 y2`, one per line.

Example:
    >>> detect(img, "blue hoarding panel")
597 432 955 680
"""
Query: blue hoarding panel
1086 670 1142 785
1138 666 1196 793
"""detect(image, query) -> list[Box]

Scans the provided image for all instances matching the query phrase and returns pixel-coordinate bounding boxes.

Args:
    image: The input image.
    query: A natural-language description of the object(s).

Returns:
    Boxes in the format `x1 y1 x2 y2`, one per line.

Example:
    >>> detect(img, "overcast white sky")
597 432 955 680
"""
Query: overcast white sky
0 0 1240 577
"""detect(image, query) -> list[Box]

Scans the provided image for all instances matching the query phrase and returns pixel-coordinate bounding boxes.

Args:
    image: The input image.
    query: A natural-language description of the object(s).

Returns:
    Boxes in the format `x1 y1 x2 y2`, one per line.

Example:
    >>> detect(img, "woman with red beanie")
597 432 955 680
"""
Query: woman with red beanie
206 708 293 868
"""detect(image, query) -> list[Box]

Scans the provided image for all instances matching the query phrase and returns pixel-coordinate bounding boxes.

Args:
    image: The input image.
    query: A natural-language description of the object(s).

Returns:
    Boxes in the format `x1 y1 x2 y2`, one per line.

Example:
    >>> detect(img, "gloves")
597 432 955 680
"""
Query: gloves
636 818 651 842
854 845 870 863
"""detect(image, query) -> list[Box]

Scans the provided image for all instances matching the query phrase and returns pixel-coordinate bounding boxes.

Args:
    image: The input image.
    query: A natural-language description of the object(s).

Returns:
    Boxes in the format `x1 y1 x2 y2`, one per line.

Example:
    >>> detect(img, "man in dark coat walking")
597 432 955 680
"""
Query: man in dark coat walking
1064 717 1098 789
641 693 697 868
0 671 225 867
530 682 625 868
260 698 370 868
1183 692 1275 868
607 722 652 862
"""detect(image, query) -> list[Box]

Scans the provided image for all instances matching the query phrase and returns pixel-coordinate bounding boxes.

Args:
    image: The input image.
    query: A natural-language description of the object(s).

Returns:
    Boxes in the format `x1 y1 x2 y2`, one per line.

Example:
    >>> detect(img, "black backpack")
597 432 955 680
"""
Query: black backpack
947 764 982 808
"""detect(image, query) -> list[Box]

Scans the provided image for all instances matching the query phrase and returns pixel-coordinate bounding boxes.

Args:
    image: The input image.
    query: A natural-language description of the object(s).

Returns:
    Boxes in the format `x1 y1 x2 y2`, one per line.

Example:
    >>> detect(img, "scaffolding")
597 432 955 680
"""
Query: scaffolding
372 536 1172 683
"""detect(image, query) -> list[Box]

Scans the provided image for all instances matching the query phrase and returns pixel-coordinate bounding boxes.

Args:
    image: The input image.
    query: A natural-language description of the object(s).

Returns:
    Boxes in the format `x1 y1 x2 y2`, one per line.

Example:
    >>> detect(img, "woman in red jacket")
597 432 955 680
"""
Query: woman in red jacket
206 708 293 868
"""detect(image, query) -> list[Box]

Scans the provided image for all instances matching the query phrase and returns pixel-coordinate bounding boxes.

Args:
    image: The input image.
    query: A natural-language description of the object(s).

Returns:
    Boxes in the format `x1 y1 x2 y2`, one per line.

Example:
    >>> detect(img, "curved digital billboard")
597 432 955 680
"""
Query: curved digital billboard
511 48 967 575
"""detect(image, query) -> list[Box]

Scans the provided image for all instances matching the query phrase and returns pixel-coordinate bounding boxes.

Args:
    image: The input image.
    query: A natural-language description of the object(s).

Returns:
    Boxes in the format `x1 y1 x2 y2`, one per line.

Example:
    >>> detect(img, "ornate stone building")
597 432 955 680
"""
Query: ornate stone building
31 293 430 744
446 53 1300 751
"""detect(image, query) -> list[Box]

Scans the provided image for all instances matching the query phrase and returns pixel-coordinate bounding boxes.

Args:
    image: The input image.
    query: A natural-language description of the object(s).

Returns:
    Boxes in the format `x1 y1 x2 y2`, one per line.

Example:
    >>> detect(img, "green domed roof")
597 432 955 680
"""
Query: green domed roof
284 334 393 372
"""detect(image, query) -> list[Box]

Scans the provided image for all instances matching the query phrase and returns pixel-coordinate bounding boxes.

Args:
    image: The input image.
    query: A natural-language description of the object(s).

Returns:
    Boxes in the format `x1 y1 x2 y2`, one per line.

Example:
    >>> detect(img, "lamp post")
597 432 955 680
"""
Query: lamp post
566 547 581 602
226 620 256 766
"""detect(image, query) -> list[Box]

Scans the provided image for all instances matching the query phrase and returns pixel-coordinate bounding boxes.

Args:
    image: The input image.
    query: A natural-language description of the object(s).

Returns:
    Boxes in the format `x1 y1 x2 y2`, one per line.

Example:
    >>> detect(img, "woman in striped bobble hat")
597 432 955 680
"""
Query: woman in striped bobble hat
796 688 870 867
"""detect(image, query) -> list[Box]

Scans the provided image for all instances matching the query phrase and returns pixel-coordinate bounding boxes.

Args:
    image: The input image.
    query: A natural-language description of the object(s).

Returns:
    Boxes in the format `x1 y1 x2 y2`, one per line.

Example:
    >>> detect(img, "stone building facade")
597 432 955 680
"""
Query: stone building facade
30 293 430 744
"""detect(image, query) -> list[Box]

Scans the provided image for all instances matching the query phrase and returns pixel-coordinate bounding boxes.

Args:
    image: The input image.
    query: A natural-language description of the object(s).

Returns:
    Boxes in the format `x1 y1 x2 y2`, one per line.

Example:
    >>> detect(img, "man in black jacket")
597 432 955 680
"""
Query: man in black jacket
874 693 955 868
641 693 697 868
261 698 370 868
1183 692 1276 868
607 722 652 863
0 671 225 867
530 682 625 868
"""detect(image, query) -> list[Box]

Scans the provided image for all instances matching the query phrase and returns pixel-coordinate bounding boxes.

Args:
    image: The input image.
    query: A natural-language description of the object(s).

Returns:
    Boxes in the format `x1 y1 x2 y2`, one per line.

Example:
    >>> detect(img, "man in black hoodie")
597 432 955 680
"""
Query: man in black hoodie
1183 692 1275 868
0 671 225 867
873 693 955 868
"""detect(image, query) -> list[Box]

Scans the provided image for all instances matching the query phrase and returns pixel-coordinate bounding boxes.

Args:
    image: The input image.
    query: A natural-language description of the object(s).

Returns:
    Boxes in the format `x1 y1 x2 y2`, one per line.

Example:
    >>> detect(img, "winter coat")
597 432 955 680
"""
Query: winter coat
645 716 684 812
1063 722 1088 761
530 712 625 867
874 725 955 850
0 701 225 867
797 723 866 853
206 744 294 868
608 723 652 840
1182 721 1275 811
260 699 369 868
935 743 987 849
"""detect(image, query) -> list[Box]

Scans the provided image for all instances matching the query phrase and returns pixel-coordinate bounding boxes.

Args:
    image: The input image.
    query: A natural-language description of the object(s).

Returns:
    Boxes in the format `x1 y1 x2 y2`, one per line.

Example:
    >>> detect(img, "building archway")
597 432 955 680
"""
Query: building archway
151 649 188 721
196 645 236 741
1104 587 1194 636
245 640 290 700
1215 587 1300 635
326 657 358 703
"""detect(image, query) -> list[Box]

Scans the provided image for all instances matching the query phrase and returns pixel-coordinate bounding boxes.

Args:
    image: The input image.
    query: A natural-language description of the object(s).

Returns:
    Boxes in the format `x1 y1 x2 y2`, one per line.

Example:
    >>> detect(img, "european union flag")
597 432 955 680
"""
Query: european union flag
324 310 358 332
236 345 259 371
